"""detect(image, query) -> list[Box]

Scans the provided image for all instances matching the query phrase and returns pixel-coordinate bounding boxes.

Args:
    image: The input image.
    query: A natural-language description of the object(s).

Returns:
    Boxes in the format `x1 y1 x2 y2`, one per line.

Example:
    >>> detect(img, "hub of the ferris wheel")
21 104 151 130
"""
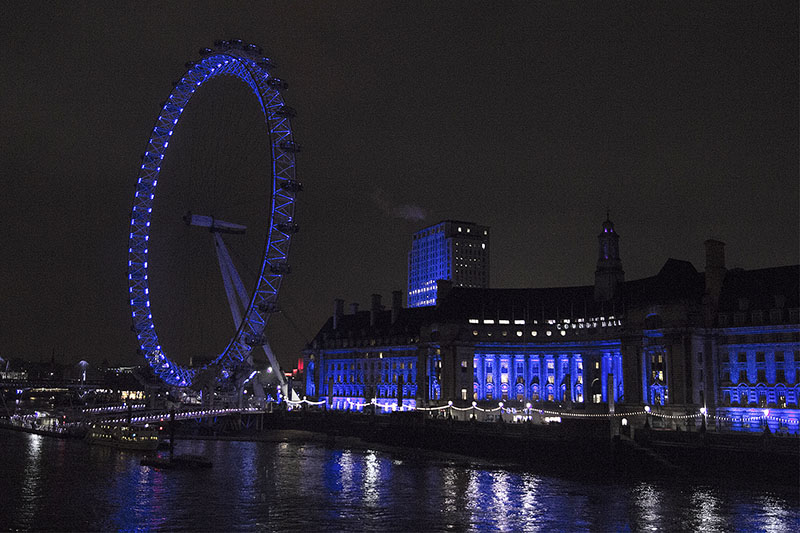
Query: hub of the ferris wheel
185 211 298 405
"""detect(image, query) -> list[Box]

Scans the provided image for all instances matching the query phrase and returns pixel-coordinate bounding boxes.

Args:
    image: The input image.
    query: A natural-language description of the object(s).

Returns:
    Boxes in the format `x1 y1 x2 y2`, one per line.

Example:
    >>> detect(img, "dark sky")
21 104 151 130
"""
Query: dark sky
2 2 797 370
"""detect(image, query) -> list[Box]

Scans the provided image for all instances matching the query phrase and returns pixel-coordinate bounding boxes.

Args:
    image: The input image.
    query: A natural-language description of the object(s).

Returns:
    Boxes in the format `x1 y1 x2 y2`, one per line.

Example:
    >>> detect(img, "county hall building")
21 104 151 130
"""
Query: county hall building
303 219 799 434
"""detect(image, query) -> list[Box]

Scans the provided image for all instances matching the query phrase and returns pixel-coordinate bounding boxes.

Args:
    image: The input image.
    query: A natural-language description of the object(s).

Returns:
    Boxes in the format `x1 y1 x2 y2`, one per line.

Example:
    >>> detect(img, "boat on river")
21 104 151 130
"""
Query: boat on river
140 453 213 469
85 423 160 451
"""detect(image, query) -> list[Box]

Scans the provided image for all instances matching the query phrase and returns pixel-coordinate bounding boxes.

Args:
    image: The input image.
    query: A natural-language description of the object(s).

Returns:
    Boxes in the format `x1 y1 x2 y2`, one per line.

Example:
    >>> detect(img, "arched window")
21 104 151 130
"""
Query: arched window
591 378 602 403
737 385 749 406
530 384 539 401
645 314 663 330
776 385 787 408
757 386 767 407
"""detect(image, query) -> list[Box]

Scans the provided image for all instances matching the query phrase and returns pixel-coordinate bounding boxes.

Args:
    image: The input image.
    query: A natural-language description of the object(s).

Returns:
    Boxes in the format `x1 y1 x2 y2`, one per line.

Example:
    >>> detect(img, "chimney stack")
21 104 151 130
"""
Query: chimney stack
333 299 344 330
370 294 382 326
391 290 402 323
349 302 360 315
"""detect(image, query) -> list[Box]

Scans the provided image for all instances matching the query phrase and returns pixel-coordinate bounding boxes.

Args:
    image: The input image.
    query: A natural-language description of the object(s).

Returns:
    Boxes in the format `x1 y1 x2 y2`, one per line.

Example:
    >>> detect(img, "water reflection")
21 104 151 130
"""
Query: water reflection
759 494 793 533
519 474 543 531
338 449 355 494
489 470 511 531
17 433 43 528
441 466 458 515
633 482 663 531
690 487 722 532
2 431 799 532
363 451 380 508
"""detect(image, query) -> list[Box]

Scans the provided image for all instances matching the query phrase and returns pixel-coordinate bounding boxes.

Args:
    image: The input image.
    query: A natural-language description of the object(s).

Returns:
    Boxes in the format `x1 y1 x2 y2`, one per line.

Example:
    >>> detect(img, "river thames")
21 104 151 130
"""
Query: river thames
1 429 798 531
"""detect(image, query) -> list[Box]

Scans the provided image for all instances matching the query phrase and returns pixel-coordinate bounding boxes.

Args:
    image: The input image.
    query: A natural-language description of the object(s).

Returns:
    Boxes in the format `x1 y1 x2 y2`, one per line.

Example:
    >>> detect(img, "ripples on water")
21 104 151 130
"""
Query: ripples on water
1 429 798 531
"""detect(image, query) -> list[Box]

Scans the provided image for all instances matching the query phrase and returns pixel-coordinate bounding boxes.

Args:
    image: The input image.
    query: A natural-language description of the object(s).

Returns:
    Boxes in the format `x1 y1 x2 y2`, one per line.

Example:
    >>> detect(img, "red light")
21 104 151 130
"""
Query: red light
297 358 304 372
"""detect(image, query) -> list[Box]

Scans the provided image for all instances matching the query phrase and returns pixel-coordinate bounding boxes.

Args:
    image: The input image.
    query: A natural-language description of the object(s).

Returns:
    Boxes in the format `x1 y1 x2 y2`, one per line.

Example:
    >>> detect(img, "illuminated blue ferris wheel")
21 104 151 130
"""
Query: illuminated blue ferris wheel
127 40 301 390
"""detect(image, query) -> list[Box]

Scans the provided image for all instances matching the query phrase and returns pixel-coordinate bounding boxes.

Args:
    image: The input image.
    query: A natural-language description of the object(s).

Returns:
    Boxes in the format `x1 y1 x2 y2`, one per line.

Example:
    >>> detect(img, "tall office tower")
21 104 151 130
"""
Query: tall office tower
407 220 490 307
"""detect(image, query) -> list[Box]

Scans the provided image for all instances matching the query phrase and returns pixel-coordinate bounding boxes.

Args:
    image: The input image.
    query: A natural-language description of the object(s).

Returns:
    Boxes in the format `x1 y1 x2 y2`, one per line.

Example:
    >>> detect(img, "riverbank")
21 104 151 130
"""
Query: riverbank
169 410 800 485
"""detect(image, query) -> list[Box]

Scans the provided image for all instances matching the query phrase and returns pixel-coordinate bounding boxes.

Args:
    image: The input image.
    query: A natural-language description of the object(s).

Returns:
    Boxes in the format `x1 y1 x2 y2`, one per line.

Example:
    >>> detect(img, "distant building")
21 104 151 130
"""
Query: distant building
305 218 799 434
407 220 489 308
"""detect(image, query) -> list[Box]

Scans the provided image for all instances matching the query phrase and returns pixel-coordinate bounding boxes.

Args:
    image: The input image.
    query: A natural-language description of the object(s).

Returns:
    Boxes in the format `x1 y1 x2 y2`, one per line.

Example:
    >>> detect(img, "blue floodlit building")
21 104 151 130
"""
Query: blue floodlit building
407 220 490 308
304 219 799 434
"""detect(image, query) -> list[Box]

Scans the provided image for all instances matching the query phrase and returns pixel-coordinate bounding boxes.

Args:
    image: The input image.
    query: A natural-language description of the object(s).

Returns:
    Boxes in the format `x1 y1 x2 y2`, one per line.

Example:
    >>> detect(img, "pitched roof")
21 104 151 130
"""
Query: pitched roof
307 261 799 343
619 258 704 307
717 265 799 312
436 258 704 320
310 306 438 343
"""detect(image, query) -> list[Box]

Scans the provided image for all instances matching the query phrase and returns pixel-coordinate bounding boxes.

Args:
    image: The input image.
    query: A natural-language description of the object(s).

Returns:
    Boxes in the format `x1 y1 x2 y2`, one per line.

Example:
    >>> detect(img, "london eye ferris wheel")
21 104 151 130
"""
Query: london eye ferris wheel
127 40 301 393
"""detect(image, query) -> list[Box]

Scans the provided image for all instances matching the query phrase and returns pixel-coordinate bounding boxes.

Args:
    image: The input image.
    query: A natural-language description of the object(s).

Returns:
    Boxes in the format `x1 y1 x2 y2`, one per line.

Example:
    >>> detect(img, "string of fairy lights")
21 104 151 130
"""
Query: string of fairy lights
69 399 798 429
283 398 799 426
83 404 147 414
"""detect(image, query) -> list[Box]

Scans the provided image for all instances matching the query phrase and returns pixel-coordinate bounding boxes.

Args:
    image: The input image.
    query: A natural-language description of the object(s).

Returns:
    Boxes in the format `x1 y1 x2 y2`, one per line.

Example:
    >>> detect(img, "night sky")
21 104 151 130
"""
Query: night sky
2 2 797 370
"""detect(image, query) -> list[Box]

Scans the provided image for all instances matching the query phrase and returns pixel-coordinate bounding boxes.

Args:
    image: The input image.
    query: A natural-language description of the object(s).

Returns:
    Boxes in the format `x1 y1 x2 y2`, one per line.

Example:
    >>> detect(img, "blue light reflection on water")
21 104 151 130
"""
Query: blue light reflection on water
1 429 799 532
